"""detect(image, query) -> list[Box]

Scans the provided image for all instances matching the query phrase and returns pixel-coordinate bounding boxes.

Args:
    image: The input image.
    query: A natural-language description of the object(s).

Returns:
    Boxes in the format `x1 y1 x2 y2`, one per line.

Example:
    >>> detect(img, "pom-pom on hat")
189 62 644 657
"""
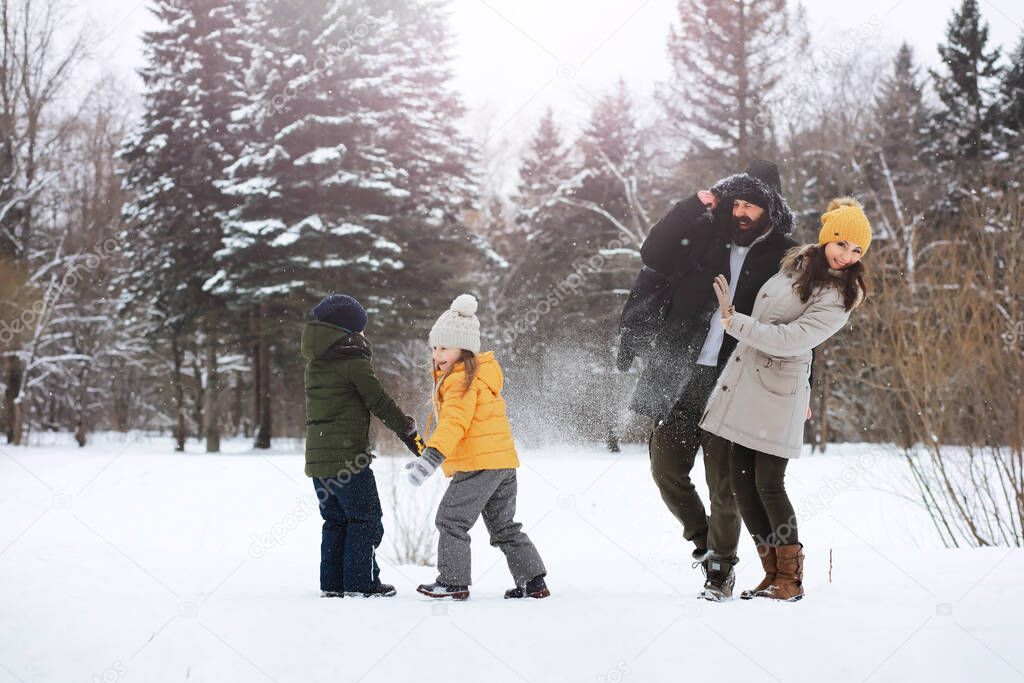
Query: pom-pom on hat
429 294 481 354
819 196 872 255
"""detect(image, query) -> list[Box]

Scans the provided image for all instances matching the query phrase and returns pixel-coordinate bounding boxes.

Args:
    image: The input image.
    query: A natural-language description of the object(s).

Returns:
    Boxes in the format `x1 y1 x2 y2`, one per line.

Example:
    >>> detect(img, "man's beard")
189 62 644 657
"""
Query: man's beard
730 212 770 246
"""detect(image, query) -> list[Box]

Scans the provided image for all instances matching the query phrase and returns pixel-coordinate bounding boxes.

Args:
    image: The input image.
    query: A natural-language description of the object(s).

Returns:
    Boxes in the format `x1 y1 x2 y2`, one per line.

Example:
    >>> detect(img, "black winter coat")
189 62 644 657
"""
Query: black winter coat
621 175 798 420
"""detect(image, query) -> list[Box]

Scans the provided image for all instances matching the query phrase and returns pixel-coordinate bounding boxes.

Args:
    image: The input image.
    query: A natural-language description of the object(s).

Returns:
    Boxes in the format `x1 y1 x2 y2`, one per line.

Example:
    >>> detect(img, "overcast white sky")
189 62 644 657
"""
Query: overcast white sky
72 0 1023 170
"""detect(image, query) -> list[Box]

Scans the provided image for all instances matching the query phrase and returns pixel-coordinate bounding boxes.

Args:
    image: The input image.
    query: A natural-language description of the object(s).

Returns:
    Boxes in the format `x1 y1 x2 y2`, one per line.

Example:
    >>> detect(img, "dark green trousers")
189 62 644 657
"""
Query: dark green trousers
729 443 799 546
649 365 741 566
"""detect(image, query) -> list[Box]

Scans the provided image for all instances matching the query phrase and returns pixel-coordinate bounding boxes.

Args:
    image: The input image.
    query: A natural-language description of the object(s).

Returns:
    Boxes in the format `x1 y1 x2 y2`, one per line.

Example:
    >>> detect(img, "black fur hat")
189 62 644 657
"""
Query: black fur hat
709 162 794 236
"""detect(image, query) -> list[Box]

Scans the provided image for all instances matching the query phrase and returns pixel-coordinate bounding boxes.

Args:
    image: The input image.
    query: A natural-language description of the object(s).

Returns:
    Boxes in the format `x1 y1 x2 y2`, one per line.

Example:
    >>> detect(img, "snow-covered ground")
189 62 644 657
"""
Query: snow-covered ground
1 433 1021 682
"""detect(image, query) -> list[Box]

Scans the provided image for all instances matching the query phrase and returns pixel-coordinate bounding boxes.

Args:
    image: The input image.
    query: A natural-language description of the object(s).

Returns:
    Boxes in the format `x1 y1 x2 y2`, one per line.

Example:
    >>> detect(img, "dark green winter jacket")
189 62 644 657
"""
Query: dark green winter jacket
300 321 409 478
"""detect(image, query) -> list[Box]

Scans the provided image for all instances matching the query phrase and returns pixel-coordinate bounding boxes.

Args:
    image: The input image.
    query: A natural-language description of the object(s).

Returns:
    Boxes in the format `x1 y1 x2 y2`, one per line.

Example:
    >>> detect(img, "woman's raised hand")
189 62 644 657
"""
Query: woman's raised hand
712 274 734 328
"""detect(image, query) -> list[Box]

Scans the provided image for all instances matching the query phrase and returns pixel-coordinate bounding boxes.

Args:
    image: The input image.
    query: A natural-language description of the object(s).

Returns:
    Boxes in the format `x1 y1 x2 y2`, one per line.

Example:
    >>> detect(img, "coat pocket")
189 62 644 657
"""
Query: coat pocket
753 359 805 398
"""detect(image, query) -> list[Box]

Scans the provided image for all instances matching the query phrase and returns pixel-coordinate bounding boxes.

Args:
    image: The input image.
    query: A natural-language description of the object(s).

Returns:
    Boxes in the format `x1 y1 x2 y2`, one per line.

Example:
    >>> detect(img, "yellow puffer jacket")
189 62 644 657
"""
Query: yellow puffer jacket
427 351 519 476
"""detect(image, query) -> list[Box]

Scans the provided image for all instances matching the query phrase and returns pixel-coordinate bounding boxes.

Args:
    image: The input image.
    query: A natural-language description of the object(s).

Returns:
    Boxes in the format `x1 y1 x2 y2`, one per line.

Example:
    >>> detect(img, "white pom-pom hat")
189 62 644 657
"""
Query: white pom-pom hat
429 294 481 353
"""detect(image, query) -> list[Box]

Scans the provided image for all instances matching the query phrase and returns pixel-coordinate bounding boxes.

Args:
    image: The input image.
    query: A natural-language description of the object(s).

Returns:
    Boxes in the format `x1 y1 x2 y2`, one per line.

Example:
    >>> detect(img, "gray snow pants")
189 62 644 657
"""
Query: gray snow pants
435 468 546 586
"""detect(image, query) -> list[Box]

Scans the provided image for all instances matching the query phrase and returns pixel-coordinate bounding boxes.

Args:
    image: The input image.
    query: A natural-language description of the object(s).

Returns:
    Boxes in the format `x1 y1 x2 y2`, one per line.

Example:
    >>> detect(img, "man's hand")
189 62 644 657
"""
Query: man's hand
712 274 734 328
697 190 718 210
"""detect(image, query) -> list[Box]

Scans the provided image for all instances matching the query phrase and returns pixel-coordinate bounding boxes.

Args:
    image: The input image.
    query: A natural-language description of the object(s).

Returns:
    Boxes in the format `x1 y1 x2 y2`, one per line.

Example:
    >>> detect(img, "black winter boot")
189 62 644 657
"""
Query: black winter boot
346 583 397 598
417 581 470 600
504 575 550 599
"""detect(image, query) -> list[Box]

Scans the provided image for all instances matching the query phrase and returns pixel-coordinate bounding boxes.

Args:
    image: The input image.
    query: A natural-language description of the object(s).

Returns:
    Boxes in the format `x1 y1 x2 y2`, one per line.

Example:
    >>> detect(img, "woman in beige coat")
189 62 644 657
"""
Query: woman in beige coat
699 197 871 602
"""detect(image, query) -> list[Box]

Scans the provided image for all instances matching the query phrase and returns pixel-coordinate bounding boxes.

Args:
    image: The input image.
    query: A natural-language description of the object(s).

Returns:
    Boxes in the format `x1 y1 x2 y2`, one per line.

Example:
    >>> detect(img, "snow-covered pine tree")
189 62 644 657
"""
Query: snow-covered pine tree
494 108 579 444
567 82 653 447
210 1 401 308
862 43 932 286
819 44 935 447
508 84 652 445
571 80 648 330
211 0 486 339
518 109 574 208
995 31 1024 188
926 0 1002 209
211 0 488 447
365 0 491 333
657 0 792 173
870 44 930 187
507 108 576 347
513 85 647 350
117 0 251 450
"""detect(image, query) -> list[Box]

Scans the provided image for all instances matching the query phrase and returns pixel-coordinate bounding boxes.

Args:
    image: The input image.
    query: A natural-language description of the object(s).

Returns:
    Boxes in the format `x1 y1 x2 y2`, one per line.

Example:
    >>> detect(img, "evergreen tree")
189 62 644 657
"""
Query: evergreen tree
117 0 251 450
864 42 932 260
995 32 1024 177
572 80 646 337
658 0 792 172
926 0 1002 196
211 0 488 340
508 107 577 347
871 45 929 180
118 0 249 332
514 84 647 350
507 85 651 444
373 0 488 323
517 109 574 220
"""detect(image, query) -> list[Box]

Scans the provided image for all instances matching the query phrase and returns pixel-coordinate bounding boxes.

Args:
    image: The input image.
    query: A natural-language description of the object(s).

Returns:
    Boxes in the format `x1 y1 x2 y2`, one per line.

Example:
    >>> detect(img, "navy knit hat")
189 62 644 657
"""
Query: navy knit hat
312 295 367 333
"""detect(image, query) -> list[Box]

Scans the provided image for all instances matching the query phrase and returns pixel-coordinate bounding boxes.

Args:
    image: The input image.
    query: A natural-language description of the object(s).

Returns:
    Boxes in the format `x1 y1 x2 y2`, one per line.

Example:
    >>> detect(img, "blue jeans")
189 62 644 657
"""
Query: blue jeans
313 466 384 593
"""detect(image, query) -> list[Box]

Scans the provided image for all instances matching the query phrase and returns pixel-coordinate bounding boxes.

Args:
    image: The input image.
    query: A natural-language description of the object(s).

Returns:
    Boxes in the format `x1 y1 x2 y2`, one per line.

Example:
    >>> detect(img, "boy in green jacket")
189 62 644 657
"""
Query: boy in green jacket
301 294 422 598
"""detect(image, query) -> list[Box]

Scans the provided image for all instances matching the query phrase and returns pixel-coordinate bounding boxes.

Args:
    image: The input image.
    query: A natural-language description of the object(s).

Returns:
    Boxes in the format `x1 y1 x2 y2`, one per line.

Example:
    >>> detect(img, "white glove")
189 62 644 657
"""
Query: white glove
406 447 445 487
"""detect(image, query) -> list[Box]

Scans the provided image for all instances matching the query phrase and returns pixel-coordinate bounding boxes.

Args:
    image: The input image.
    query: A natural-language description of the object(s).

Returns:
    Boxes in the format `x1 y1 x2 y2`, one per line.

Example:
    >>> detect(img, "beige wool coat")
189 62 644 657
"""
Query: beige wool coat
699 245 861 459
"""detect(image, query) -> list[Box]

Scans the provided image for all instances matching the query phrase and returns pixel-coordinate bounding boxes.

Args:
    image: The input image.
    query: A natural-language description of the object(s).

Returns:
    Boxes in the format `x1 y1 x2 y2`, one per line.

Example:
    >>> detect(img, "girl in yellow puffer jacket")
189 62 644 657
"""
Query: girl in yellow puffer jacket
408 294 549 601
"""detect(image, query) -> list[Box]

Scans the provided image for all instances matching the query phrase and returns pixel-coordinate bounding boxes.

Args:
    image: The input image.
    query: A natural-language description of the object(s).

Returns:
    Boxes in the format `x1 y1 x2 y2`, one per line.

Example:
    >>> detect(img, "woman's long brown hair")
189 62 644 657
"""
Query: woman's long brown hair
793 245 868 312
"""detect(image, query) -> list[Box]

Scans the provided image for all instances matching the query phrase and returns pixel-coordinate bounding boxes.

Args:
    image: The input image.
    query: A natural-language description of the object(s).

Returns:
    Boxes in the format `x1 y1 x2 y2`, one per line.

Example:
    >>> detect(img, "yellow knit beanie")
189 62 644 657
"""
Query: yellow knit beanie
818 197 872 254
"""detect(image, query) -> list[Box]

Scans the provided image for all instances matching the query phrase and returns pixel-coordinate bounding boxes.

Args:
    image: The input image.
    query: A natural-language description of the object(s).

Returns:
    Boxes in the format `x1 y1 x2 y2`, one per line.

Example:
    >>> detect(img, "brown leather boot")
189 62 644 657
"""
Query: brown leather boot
741 545 777 600
759 543 804 601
